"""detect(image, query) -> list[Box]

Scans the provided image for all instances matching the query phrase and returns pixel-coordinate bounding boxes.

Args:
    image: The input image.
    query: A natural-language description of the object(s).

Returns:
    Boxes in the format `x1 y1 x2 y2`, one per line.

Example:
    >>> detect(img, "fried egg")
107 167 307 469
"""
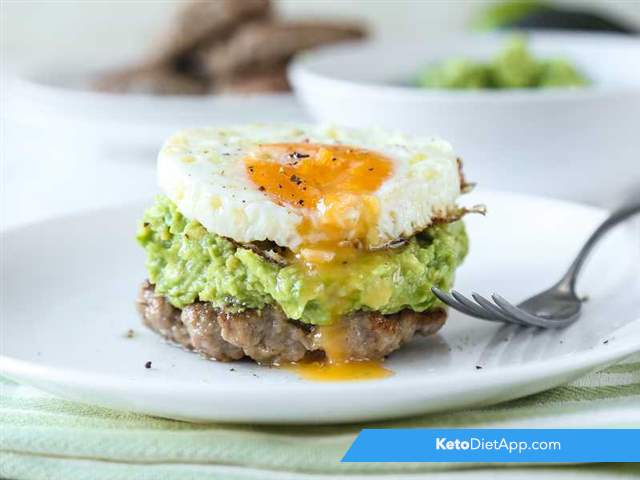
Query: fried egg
157 124 463 254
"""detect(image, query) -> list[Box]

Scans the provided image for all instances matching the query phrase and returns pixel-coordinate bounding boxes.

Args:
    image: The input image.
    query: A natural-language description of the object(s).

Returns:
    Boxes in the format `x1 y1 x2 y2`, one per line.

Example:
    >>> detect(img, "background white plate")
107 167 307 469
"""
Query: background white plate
1 190 639 424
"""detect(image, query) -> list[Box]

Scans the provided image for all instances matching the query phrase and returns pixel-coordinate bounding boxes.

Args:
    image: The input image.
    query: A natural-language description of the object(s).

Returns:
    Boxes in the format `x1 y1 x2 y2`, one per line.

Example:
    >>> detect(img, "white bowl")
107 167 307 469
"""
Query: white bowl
289 33 640 207
4 58 306 157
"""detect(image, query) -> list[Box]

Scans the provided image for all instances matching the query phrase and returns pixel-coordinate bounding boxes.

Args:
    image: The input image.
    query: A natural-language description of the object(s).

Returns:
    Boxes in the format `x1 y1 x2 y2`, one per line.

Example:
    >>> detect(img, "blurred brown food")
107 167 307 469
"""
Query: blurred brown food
201 21 365 79
152 0 272 65
93 0 366 95
214 69 290 94
93 65 209 95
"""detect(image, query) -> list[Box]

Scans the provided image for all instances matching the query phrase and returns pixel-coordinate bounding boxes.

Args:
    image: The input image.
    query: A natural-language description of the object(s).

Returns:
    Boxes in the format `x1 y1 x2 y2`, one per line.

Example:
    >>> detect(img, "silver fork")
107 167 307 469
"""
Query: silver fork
433 201 640 328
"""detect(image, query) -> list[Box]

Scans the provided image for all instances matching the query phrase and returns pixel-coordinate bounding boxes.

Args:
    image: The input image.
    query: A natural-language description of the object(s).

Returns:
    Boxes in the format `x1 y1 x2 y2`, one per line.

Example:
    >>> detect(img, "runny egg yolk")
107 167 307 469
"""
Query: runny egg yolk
246 143 395 375
245 143 393 260
286 359 393 382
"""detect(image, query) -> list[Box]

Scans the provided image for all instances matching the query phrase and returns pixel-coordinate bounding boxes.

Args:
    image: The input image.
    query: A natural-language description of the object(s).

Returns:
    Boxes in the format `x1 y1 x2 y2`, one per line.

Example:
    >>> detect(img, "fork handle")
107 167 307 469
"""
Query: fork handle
558 200 640 292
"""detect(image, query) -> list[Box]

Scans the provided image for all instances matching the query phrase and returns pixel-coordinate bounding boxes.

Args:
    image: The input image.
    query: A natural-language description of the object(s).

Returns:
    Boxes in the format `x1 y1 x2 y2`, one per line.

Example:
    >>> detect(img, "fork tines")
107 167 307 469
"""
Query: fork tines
431 288 573 328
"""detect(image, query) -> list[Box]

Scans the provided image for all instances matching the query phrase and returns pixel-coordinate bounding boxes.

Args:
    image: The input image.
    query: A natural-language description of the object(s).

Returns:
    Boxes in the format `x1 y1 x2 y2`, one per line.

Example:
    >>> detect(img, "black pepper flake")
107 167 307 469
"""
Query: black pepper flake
143 222 150 227
248 165 254 173
298 199 304 206
145 361 152 369
289 175 302 185
475 365 482 370
125 329 135 338
603 339 609 344
259 186 265 192
289 151 310 160
332 157 337 162
278 184 282 189
368 167 374 171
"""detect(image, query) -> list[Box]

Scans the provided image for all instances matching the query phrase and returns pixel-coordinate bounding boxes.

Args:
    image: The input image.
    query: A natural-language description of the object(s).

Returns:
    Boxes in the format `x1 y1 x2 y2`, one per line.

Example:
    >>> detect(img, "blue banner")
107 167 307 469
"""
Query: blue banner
342 429 640 462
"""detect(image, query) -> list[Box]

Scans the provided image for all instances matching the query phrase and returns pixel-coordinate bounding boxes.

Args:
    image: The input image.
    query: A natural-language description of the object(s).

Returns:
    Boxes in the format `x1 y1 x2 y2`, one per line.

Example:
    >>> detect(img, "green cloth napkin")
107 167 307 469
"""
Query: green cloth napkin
1 354 639 480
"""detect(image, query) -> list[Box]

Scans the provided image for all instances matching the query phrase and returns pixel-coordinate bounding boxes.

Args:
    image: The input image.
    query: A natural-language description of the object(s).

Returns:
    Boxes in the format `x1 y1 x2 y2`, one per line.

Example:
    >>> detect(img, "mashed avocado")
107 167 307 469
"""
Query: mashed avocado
137 196 468 325
418 37 588 90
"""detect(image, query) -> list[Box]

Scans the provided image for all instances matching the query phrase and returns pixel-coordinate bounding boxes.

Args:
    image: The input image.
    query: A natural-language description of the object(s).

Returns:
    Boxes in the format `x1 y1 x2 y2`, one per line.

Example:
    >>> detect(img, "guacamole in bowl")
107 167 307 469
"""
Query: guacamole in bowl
417 37 588 89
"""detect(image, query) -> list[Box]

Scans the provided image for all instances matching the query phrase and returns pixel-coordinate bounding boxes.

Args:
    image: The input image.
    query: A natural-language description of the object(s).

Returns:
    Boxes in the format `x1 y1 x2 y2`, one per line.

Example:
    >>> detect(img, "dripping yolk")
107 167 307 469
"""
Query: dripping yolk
245 143 392 254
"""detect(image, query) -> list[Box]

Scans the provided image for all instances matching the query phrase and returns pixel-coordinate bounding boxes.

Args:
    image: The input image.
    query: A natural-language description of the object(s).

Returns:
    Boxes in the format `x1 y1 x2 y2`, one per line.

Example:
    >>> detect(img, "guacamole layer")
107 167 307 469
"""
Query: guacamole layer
418 37 588 90
137 196 468 325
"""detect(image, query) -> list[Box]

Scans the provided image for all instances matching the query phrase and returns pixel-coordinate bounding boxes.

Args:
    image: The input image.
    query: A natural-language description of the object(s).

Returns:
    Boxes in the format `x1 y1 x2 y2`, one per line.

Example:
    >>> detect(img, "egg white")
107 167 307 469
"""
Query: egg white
157 124 463 249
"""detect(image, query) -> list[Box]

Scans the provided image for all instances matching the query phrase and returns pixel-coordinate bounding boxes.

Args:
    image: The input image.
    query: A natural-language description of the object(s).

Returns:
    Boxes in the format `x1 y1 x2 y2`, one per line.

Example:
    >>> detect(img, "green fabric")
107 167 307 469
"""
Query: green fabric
1 354 639 480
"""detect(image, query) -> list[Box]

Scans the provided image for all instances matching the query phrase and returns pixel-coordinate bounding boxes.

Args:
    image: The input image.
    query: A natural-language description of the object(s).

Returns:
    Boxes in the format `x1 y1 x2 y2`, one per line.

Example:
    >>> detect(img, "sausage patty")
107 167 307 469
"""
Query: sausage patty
137 280 446 365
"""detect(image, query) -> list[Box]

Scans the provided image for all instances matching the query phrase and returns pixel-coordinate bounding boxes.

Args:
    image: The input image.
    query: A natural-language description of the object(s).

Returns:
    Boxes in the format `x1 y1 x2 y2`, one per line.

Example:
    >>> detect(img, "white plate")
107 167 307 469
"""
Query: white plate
4 55 308 168
5 66 308 155
1 190 639 424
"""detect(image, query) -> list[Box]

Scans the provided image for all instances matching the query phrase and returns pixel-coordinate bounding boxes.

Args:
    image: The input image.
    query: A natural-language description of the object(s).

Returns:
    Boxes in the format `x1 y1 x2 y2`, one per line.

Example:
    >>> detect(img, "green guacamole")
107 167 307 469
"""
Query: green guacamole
417 37 588 90
137 196 468 325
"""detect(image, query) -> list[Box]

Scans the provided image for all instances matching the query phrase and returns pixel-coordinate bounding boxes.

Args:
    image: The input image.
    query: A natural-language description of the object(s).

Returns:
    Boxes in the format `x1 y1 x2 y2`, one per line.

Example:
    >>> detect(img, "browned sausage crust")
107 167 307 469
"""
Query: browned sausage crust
137 280 446 365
